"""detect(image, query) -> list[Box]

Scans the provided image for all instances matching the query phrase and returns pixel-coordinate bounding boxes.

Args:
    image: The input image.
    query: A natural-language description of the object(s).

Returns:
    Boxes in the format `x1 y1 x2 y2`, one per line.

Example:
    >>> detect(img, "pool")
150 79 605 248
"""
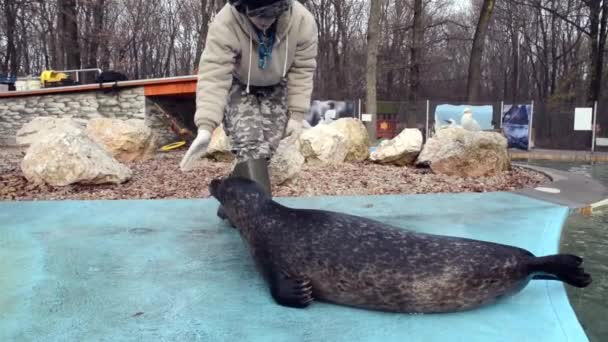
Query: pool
518 159 608 342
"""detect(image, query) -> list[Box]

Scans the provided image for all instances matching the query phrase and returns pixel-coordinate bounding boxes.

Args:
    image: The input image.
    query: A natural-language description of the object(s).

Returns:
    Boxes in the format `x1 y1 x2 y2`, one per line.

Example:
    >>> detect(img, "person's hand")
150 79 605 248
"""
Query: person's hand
179 129 212 171
285 111 311 138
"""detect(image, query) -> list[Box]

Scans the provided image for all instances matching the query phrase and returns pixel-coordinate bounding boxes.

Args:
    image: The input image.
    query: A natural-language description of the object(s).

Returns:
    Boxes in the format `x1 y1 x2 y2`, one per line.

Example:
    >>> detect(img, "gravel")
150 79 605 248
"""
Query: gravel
0 146 550 201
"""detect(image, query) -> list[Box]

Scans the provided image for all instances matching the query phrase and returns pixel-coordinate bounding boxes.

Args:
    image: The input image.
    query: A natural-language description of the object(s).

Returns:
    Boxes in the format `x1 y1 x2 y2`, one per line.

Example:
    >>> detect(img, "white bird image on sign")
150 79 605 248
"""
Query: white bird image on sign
460 108 481 131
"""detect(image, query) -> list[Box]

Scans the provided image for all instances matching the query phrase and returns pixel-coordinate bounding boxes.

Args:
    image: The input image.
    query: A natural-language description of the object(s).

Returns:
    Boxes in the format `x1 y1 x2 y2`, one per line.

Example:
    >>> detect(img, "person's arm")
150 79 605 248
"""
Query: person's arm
182 10 239 171
193 15 240 134
286 10 318 122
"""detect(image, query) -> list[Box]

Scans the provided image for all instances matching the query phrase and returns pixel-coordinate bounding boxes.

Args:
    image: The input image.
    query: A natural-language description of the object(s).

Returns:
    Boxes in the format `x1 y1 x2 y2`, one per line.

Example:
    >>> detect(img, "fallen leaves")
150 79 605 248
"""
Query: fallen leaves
0 147 550 201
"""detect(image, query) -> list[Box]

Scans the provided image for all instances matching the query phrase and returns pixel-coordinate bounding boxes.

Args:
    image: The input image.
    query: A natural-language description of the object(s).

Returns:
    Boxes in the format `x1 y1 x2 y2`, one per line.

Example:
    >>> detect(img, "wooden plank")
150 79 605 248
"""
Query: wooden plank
0 75 197 99
144 81 197 96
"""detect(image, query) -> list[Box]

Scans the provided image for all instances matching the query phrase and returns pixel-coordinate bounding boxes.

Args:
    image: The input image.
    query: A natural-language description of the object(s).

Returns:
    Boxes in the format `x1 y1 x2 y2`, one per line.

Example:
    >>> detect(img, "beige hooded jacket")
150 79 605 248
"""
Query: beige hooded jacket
193 0 318 134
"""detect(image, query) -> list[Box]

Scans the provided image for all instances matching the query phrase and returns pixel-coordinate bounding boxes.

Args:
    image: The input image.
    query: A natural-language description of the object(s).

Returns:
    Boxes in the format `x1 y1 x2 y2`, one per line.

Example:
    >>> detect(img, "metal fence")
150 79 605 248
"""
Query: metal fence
346 98 607 152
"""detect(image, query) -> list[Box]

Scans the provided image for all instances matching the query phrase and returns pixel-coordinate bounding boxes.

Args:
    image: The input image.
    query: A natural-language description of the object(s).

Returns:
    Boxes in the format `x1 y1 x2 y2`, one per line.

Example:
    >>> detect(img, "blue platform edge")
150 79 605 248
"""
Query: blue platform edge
0 191 588 342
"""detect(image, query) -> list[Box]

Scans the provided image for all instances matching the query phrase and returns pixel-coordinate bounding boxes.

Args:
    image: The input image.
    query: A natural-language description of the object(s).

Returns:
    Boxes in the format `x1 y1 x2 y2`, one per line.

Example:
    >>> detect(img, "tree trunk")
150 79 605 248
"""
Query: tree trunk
408 0 423 102
587 0 607 103
466 0 495 102
194 0 210 70
57 0 81 70
2 0 18 75
510 22 519 103
366 0 382 141
55 0 65 70
87 0 105 69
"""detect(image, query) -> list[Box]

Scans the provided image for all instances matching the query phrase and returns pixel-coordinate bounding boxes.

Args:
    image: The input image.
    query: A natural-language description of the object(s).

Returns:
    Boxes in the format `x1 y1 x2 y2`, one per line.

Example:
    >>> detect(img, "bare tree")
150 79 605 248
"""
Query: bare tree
466 0 496 102
408 0 423 102
366 0 383 141
1 0 19 74
57 0 81 69
1 0 606 112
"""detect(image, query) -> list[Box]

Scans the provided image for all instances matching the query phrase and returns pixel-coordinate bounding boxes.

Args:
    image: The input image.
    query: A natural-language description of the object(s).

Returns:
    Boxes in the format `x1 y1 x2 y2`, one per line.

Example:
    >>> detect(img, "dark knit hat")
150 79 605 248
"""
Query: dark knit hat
230 0 292 16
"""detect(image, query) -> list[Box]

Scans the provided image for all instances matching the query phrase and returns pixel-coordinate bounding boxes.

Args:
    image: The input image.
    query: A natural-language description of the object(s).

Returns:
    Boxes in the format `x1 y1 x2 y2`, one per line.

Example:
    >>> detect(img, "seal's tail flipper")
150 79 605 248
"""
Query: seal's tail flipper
530 254 592 288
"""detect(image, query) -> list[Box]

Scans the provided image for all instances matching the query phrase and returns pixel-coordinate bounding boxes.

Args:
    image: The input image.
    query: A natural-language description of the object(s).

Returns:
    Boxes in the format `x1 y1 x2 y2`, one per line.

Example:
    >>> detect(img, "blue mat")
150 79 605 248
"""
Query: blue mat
0 192 588 341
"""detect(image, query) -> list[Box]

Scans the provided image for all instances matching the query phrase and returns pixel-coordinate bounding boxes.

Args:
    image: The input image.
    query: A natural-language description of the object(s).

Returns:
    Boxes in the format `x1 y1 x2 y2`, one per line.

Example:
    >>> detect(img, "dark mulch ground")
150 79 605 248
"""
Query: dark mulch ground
0 146 550 201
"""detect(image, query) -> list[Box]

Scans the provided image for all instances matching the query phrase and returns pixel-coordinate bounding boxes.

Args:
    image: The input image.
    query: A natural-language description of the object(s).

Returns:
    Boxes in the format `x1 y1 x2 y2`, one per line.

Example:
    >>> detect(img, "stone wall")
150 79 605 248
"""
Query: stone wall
144 98 182 147
0 87 179 146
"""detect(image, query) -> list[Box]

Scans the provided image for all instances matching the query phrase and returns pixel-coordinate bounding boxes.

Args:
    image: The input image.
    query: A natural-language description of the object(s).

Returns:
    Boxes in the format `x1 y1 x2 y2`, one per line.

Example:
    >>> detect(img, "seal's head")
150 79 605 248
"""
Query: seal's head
209 177 271 216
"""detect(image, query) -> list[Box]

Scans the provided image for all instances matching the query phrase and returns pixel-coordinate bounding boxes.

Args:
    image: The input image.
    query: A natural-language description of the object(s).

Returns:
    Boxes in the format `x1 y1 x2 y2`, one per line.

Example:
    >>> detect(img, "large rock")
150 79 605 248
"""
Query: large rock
370 128 423 166
205 125 234 162
86 118 156 162
299 124 348 164
329 118 370 162
269 135 305 185
16 117 86 146
416 127 510 177
21 130 132 186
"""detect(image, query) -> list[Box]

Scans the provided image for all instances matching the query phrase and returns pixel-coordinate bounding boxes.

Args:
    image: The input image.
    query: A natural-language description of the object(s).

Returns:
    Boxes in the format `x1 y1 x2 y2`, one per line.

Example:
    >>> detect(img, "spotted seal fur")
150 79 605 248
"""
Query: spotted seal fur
208 177 592 313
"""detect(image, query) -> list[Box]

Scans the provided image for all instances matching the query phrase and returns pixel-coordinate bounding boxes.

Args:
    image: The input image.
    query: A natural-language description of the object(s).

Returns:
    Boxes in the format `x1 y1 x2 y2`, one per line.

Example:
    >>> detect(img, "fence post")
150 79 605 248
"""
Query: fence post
528 100 534 151
500 101 504 129
425 99 430 140
592 101 598 152
358 99 362 120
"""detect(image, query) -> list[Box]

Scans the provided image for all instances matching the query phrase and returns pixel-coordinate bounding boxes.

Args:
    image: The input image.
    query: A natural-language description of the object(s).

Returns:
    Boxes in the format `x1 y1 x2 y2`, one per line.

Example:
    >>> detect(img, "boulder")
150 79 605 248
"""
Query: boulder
86 118 156 162
205 125 234 162
329 118 370 162
21 130 132 186
16 116 86 146
415 127 510 177
269 135 305 185
299 124 348 164
370 128 423 166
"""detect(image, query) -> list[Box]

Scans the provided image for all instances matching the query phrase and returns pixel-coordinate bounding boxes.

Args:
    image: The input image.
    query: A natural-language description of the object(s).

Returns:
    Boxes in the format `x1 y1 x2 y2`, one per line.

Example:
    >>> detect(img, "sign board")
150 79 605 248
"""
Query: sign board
574 107 593 131
596 138 608 147
502 104 531 150
434 104 494 131
361 114 373 122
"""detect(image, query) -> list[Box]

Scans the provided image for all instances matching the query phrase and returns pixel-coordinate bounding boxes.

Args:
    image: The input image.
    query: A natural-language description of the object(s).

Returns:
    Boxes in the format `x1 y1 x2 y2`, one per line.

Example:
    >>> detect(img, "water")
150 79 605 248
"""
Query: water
519 160 608 342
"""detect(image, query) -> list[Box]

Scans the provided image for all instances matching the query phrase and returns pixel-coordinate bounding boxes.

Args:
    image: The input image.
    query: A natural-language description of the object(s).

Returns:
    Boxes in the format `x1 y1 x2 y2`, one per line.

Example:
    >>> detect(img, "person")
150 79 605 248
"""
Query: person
323 102 336 122
179 0 318 219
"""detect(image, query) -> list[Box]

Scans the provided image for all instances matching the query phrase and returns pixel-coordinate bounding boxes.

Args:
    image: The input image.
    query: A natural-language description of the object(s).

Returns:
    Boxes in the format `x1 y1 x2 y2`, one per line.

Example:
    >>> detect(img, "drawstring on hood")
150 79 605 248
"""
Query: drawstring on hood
247 36 253 93
283 34 288 77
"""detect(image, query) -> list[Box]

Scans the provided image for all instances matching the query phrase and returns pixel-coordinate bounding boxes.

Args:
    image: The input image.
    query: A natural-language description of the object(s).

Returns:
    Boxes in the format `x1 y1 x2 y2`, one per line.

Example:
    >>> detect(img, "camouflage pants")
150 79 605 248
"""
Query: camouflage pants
223 77 289 162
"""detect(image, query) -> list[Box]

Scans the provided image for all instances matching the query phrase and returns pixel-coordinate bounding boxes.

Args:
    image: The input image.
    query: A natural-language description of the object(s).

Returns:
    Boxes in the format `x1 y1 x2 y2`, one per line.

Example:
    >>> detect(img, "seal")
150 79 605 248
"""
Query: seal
208 177 592 313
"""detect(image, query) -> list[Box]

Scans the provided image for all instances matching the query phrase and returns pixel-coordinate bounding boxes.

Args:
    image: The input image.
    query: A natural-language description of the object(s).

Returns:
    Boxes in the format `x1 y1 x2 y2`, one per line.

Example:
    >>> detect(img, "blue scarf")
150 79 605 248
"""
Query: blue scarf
255 28 276 70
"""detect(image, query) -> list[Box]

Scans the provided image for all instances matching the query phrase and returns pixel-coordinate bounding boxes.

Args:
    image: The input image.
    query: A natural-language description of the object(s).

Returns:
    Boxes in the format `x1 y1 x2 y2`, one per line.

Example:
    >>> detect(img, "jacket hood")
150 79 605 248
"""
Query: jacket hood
229 1 295 44
229 2 295 92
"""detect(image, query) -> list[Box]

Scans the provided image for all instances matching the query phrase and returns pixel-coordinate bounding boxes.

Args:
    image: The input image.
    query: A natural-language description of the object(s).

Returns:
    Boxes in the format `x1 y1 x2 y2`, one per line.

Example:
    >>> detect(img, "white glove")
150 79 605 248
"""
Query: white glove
179 129 212 171
285 119 302 138
285 111 311 138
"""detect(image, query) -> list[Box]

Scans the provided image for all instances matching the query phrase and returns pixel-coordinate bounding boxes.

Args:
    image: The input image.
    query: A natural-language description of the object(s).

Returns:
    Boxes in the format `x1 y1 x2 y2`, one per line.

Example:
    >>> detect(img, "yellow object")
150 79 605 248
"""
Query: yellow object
40 70 69 84
160 141 186 151
380 122 389 130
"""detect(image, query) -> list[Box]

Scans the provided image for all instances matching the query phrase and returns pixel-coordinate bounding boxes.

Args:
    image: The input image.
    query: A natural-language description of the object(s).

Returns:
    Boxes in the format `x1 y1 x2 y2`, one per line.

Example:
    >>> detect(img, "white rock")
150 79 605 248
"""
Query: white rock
269 135 305 185
329 118 370 162
370 128 423 166
86 118 156 162
299 124 348 164
415 127 510 177
21 130 132 186
15 117 86 147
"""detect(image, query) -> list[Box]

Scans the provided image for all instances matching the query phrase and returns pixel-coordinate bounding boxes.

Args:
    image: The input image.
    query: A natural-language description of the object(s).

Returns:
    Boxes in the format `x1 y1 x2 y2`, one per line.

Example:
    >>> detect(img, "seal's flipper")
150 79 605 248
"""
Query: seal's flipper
529 254 592 288
269 270 313 309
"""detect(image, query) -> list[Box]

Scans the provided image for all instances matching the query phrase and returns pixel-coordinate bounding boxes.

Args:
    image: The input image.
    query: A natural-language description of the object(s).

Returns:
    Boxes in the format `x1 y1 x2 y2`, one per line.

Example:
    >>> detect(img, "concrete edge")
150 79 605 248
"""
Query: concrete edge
512 163 608 215
509 149 608 162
